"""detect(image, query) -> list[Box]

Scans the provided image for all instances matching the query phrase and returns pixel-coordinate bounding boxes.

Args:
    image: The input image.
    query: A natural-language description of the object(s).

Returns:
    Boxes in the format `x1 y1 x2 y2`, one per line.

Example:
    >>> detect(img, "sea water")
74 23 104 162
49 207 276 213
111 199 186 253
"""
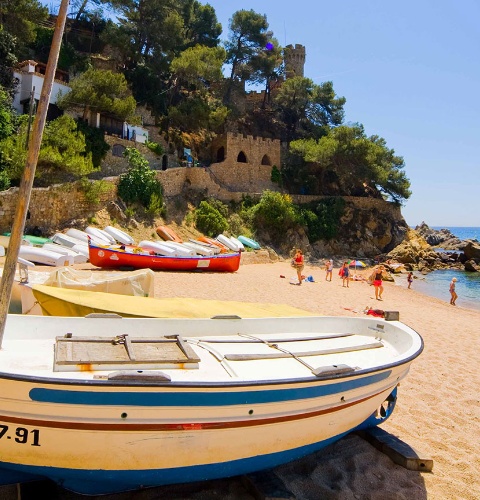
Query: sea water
405 227 480 310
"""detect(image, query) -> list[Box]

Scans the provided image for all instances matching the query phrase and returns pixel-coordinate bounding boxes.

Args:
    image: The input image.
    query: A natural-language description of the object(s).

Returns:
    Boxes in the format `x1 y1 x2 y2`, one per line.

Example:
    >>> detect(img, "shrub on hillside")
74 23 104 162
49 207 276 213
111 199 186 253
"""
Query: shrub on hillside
250 190 300 242
299 197 345 241
195 200 228 236
117 147 163 209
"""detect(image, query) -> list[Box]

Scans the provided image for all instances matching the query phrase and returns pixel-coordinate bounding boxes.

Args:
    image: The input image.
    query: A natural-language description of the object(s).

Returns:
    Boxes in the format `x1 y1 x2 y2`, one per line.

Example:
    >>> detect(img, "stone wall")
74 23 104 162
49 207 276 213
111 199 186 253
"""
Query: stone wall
0 181 118 234
0 168 400 237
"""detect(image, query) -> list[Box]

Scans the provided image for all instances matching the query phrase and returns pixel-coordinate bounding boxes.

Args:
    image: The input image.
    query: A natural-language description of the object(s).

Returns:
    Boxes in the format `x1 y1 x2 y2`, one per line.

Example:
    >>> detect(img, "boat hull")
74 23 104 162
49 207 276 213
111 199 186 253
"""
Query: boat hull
0 370 403 495
88 242 241 272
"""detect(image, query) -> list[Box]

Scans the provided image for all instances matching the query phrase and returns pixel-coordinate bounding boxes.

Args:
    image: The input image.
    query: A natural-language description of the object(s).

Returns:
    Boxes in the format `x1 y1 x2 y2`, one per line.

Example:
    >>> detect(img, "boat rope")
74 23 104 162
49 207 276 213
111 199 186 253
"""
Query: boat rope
238 333 316 373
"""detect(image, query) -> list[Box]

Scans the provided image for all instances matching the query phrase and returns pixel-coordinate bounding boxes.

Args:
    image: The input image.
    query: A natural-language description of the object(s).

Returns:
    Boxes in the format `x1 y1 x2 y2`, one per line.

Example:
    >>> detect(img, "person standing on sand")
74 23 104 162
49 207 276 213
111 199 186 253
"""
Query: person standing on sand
370 265 384 300
407 272 413 289
325 259 333 281
293 249 304 285
449 277 458 305
341 262 350 287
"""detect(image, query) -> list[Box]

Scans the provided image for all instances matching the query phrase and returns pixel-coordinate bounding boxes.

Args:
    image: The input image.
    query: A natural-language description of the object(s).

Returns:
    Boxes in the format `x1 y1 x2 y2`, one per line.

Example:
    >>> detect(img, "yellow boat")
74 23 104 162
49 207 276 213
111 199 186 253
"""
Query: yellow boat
31 284 315 318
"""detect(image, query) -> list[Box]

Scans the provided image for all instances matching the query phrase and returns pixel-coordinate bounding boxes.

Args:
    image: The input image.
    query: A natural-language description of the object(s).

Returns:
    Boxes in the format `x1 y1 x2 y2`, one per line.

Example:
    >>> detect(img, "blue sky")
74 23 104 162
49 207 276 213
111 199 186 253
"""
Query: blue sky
46 1 478 227
204 0 479 227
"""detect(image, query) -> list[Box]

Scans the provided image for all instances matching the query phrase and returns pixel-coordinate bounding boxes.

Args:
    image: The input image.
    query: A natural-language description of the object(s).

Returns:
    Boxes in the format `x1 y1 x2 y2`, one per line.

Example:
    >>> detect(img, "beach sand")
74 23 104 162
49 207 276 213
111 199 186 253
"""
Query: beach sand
149 260 480 500
2 257 480 499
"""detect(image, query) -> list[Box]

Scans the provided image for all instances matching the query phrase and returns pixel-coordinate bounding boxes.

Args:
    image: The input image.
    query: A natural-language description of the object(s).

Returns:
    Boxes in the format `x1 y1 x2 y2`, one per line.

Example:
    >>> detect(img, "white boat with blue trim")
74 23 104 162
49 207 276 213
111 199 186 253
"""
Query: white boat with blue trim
0 313 422 495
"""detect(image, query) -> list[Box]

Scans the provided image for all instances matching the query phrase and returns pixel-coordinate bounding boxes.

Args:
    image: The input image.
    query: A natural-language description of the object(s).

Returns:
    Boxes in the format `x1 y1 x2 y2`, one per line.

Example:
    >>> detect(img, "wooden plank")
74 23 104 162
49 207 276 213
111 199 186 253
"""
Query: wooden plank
200 333 355 343
356 427 433 472
224 341 384 361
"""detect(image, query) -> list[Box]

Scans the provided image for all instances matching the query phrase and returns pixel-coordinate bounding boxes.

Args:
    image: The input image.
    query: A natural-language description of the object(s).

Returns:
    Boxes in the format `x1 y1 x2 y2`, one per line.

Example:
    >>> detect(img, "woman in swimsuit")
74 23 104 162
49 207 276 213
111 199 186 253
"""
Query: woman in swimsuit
293 249 304 285
449 277 457 305
371 266 384 300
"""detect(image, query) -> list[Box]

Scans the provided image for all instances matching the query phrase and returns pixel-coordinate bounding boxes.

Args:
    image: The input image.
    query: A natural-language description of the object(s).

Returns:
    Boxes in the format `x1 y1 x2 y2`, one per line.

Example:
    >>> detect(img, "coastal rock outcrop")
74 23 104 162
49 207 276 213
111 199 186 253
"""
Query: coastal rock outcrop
463 241 480 262
415 222 463 250
386 228 438 265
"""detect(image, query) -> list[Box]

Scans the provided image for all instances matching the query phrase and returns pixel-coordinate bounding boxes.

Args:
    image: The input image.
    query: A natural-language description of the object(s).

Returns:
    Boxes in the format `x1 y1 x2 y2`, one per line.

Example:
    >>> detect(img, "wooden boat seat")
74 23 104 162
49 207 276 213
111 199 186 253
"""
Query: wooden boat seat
54 334 200 372
223 340 384 361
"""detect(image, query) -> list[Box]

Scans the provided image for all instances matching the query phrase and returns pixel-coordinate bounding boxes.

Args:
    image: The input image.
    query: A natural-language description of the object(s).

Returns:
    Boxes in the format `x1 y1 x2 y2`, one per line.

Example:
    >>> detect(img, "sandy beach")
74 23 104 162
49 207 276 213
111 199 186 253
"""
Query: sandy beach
2 257 480 499
148 259 480 500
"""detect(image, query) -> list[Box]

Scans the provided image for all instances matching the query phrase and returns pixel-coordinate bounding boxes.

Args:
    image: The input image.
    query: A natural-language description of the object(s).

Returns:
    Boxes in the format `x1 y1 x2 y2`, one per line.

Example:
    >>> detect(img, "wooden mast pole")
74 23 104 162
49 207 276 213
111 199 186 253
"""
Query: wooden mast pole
0 0 70 347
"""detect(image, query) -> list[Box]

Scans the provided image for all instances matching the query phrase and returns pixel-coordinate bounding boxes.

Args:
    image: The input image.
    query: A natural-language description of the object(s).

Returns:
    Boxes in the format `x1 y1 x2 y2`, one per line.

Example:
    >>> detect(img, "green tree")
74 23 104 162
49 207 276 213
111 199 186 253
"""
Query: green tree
0 0 48 57
289 124 411 203
0 29 18 95
181 0 222 49
168 44 228 132
0 89 15 141
57 68 138 123
274 77 345 140
224 9 270 105
171 45 226 89
1 115 95 184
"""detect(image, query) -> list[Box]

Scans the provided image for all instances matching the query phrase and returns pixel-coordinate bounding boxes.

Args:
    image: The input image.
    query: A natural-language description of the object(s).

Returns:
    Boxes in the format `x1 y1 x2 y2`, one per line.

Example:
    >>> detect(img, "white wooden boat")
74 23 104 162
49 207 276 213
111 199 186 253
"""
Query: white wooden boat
66 228 105 246
138 240 177 257
18 245 71 266
42 243 88 264
103 226 135 245
231 236 245 252
182 241 216 256
159 240 196 256
190 238 221 254
217 233 241 251
0 313 422 495
52 232 87 249
85 226 115 245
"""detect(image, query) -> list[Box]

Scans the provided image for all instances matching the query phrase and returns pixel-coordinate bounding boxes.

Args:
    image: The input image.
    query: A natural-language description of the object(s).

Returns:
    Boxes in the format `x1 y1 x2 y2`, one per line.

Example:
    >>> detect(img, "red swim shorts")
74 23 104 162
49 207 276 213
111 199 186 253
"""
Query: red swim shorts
373 280 383 287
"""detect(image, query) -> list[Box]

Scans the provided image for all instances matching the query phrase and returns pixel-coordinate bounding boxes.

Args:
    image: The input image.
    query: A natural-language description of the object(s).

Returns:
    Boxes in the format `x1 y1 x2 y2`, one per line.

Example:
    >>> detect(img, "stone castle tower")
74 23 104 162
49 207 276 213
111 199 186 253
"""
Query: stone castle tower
284 44 306 79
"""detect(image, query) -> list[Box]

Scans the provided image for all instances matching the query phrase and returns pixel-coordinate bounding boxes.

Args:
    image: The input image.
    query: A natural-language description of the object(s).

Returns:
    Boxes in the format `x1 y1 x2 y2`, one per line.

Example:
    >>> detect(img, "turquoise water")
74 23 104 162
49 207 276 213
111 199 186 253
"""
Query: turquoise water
406 227 480 310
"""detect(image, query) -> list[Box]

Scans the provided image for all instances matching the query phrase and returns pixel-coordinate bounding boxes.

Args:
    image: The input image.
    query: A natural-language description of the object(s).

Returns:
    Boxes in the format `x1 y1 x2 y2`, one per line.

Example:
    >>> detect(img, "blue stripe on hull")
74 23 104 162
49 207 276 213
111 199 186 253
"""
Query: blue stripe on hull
0 431 350 495
29 371 391 406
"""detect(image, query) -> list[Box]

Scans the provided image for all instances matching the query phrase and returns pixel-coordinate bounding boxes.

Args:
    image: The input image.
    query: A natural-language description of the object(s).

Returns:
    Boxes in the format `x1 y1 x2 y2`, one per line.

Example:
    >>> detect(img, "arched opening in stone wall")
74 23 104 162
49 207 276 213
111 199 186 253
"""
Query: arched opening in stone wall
112 144 126 157
261 154 271 166
216 146 225 162
162 155 168 170
237 151 247 163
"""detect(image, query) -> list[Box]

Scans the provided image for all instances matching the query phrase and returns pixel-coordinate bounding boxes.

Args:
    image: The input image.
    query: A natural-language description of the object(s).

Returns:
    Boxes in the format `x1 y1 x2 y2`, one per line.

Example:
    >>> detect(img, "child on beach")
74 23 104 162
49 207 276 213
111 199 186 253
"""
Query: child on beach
407 272 413 289
341 262 350 287
325 259 333 281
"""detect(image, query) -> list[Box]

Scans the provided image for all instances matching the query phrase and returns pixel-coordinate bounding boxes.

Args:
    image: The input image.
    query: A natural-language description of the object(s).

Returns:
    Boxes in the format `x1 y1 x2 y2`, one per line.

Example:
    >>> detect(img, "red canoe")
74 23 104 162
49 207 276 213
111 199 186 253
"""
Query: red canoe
88 242 241 273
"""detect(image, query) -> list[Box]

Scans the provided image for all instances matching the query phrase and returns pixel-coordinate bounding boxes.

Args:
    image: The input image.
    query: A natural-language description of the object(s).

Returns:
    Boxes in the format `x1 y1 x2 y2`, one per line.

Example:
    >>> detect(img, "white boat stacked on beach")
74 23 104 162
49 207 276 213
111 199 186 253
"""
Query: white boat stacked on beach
66 228 105 246
52 232 87 249
217 233 241 252
182 241 216 256
103 226 135 245
85 226 116 245
42 243 89 264
18 245 71 267
0 313 423 496
138 240 177 257
160 240 196 256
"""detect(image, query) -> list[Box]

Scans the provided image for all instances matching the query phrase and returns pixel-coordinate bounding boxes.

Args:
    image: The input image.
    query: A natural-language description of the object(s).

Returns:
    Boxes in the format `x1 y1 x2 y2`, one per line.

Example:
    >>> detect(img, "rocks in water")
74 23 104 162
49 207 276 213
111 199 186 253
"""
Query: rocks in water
415 221 463 250
387 223 480 273
463 241 480 261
